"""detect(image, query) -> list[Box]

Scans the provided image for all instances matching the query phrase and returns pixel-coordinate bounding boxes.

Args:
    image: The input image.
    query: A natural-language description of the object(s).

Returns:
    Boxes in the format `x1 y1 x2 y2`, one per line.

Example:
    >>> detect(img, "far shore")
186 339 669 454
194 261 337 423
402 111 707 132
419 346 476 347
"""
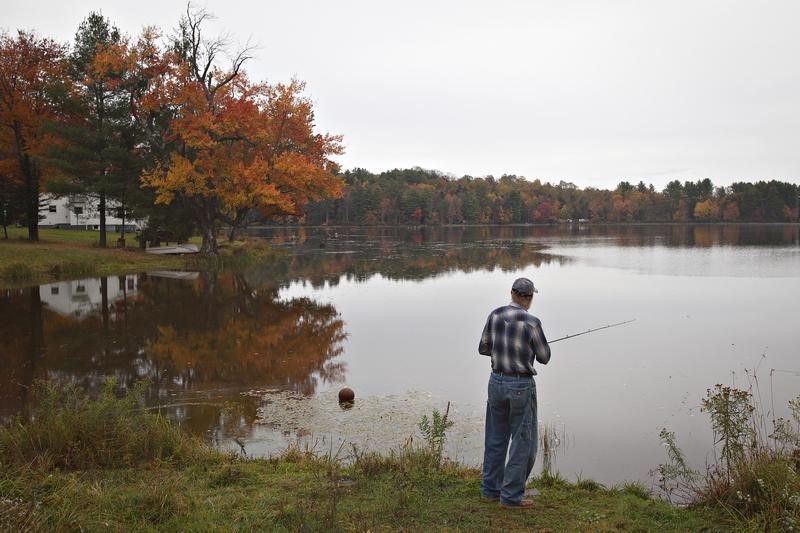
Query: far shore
3 221 797 288
243 220 800 230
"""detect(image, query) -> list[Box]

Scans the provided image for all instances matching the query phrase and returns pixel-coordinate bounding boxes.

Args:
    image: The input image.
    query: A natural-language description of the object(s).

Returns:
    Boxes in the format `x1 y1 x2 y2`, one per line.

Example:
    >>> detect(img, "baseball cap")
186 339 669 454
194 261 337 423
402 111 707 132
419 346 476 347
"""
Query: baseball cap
511 277 538 296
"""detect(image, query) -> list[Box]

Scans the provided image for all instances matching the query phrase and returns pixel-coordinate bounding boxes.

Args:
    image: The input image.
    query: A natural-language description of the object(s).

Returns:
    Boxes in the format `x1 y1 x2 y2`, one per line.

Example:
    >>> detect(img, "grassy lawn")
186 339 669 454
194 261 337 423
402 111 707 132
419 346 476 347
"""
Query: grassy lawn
0 451 736 532
0 227 191 287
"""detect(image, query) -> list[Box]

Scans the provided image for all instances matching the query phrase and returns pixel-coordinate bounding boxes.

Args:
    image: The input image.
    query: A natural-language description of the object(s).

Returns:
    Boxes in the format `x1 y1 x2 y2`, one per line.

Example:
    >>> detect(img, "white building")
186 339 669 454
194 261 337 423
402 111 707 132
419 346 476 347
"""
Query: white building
40 195 141 231
39 275 138 320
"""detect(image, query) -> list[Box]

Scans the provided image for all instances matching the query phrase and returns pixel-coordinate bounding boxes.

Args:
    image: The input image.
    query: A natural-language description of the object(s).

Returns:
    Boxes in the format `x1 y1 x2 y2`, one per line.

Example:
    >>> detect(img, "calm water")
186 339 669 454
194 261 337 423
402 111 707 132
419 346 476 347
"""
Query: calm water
2 224 799 486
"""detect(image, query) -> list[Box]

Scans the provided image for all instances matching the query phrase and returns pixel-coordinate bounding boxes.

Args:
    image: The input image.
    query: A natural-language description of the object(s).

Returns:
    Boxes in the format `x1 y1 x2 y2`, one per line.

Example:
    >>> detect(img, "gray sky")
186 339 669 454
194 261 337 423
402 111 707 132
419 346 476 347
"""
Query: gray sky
5 0 800 189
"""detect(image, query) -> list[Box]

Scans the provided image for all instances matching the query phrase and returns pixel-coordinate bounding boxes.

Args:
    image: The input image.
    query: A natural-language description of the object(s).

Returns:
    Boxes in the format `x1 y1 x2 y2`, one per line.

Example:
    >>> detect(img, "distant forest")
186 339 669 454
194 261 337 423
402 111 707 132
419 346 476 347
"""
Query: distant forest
298 168 799 226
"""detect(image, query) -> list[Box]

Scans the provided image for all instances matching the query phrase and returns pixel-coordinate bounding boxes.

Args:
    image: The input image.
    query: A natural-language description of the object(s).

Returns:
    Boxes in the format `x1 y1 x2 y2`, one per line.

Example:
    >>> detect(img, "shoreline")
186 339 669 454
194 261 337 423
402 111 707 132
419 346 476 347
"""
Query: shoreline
243 220 800 229
0 383 731 531
0 228 277 289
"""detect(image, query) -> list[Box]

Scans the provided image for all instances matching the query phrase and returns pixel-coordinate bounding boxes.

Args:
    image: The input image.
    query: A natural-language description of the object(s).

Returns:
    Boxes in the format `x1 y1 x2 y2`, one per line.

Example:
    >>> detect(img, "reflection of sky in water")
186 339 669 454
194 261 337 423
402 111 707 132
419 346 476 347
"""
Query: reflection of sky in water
544 244 800 277
277 237 800 484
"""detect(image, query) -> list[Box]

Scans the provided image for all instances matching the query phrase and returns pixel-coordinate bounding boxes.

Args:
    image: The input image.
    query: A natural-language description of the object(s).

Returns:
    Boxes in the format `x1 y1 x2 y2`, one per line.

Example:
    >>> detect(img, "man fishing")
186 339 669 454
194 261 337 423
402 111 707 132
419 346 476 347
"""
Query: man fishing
478 277 550 508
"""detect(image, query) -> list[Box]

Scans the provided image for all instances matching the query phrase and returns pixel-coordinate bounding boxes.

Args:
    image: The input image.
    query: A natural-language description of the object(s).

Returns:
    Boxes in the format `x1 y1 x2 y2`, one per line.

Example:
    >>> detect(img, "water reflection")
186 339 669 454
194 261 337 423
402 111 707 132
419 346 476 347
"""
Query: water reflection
1 224 798 485
1 233 562 436
246 226 566 289
0 273 347 435
0 287 43 419
554 223 800 248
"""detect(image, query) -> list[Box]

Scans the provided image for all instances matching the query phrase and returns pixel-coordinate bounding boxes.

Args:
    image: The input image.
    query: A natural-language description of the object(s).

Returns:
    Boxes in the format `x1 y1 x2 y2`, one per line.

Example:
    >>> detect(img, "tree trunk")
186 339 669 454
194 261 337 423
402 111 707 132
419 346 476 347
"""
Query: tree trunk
98 189 107 247
198 203 219 255
25 164 39 242
227 208 249 243
14 126 39 241
119 198 126 246
200 224 218 255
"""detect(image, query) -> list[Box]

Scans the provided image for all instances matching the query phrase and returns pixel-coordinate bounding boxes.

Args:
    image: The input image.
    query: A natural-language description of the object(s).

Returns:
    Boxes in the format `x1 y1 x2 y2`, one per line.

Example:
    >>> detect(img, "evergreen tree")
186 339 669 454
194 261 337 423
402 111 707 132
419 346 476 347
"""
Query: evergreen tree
49 13 130 246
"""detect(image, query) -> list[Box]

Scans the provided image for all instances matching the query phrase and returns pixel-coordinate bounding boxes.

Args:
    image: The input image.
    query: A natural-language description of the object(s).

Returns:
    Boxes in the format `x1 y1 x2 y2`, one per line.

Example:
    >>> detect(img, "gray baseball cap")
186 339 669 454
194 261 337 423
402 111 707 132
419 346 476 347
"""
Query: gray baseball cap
511 277 538 296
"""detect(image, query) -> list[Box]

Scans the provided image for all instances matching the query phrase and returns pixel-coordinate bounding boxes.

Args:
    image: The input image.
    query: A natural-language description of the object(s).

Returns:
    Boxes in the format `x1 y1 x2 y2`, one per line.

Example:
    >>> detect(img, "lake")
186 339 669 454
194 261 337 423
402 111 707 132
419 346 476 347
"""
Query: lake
1 224 798 487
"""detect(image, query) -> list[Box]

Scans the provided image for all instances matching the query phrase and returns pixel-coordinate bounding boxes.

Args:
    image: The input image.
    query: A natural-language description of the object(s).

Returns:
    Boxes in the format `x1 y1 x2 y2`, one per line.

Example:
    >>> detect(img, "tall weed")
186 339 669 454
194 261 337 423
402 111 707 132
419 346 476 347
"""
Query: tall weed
655 375 800 530
0 380 209 470
417 402 454 466
650 428 697 504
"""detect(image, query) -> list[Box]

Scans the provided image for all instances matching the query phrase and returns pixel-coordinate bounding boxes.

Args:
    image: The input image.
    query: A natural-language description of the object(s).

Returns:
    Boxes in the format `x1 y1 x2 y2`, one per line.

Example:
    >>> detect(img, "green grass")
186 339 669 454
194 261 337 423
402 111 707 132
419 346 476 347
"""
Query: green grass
0 452 735 532
0 383 736 531
4 227 118 245
0 228 187 286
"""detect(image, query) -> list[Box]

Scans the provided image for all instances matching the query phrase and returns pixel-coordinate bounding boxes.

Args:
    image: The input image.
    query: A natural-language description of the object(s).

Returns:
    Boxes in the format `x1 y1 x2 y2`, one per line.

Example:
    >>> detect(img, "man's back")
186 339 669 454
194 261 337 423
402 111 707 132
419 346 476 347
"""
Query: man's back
479 303 550 375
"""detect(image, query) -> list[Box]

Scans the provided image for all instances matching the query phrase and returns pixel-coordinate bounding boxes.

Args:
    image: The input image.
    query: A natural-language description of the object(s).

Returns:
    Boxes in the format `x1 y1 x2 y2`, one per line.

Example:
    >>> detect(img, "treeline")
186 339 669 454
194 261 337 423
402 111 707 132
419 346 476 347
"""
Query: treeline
2 13 797 254
0 8 341 254
301 168 799 225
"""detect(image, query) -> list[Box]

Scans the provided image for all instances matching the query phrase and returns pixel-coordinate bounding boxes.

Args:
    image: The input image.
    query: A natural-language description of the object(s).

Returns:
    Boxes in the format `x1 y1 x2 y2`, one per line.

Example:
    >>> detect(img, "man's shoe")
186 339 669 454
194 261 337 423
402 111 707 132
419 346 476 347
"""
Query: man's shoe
480 494 499 502
500 498 535 509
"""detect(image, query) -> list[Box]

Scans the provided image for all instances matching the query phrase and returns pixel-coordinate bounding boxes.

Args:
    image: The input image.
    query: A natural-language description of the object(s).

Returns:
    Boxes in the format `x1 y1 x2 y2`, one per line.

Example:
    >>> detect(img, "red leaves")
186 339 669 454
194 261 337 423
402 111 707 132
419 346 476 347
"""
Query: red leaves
0 31 67 184
141 50 344 226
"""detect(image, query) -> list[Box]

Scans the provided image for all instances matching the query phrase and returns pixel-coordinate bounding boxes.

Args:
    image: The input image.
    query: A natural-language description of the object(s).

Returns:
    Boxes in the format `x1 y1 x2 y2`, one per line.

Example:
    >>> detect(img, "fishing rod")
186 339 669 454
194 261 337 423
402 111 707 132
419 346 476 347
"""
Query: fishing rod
549 319 636 343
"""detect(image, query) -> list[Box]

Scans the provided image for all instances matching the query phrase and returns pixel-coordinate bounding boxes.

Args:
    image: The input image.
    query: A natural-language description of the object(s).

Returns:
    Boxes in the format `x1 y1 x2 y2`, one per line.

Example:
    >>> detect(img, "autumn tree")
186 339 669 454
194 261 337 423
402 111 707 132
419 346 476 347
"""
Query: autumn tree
141 8 343 254
693 198 721 220
0 31 67 241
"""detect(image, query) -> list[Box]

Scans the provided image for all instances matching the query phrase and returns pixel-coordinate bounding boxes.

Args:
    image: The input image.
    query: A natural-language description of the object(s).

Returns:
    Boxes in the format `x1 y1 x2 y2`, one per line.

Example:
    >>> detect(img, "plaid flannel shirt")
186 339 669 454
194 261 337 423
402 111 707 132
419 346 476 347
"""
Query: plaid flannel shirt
478 302 551 375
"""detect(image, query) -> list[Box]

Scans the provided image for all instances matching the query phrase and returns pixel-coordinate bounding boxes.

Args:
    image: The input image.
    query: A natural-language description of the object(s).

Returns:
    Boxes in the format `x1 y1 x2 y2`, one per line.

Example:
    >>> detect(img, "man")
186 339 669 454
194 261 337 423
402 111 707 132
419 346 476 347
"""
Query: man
478 277 551 508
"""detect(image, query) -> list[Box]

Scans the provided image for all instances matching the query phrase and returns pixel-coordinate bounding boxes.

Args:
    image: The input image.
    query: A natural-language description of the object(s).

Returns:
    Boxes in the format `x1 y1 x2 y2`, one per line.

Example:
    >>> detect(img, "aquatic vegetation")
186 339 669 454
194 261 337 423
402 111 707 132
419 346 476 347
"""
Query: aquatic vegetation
539 421 567 475
251 389 484 462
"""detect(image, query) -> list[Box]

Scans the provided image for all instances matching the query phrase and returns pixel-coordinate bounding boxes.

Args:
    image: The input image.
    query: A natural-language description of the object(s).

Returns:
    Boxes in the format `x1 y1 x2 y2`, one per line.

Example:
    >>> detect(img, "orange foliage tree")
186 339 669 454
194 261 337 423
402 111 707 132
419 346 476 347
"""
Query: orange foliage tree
693 198 721 220
0 31 67 240
141 9 343 254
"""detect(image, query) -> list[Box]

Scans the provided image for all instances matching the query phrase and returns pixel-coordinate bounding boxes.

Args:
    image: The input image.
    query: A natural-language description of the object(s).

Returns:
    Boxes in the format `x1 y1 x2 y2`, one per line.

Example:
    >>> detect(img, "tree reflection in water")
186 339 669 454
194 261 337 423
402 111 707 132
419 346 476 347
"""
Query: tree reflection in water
1 228 571 441
0 287 43 421
0 272 347 439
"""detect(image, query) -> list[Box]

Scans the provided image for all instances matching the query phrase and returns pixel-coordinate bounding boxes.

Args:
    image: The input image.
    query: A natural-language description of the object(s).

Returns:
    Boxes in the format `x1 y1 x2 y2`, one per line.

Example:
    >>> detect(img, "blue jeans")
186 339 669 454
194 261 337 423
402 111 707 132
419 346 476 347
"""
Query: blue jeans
480 373 538 505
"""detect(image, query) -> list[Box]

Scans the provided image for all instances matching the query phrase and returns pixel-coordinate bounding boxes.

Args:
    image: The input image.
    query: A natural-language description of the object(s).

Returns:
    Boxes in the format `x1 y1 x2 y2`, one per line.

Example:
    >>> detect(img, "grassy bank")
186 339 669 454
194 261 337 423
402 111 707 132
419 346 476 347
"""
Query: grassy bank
0 383 735 531
0 228 187 286
0 228 274 287
2 454 733 531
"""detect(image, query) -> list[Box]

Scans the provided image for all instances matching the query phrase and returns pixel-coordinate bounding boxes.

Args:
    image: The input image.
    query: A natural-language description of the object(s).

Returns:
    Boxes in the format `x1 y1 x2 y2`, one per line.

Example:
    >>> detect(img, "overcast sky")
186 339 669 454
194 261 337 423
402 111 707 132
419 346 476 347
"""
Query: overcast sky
5 0 799 189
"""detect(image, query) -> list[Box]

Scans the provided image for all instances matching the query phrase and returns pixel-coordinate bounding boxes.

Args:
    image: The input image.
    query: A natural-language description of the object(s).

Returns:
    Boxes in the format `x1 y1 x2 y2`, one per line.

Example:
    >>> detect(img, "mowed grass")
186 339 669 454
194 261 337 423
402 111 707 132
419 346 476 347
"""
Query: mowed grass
0 383 735 532
0 227 195 286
